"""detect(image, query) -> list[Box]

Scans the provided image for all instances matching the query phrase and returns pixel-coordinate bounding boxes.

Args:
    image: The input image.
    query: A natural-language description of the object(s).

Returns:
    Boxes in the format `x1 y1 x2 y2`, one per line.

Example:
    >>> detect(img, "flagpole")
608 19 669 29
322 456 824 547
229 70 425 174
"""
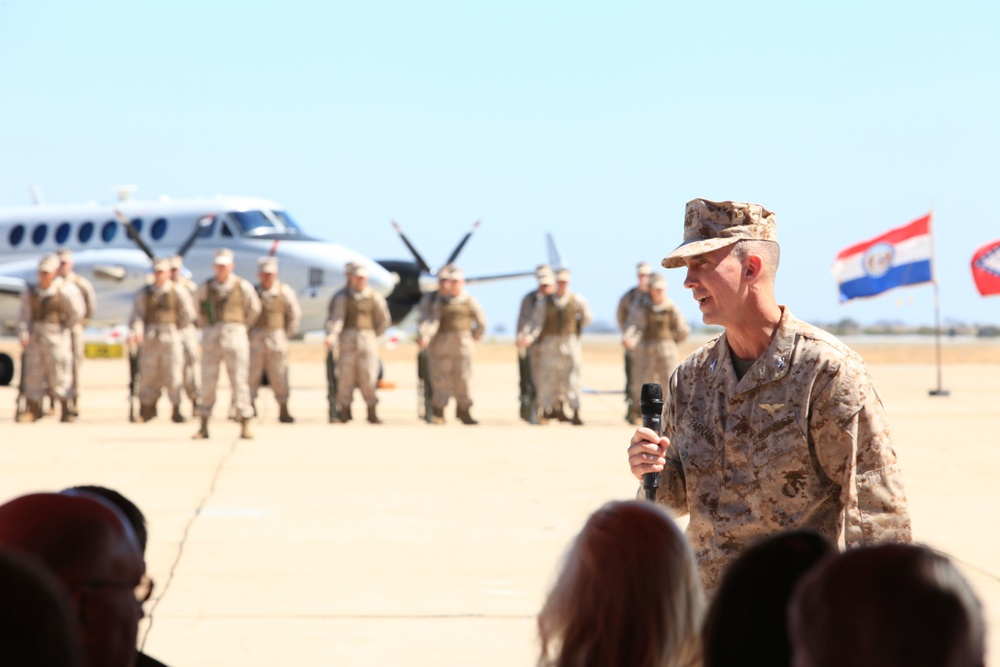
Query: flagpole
927 207 950 397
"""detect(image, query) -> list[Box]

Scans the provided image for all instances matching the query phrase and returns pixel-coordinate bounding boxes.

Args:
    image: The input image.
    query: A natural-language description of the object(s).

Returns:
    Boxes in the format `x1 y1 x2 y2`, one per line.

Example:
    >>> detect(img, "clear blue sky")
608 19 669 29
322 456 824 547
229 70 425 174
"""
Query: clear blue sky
2 1 998 332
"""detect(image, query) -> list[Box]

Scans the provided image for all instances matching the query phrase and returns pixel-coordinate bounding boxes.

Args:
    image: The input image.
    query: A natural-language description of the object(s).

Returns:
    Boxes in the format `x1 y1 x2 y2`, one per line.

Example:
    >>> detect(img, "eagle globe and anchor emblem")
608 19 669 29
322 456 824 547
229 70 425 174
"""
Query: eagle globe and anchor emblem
862 242 895 278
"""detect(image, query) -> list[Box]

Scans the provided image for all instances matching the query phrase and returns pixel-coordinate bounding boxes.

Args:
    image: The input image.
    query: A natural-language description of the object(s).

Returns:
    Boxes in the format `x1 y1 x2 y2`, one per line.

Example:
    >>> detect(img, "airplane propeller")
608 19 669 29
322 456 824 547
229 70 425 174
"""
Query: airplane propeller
115 210 215 263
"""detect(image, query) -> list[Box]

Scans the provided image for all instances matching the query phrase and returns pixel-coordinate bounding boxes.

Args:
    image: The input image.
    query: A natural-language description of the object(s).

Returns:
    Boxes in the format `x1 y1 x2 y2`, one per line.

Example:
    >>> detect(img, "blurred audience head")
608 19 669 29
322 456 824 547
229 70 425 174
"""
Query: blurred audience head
702 529 833 667
538 500 704 667
789 543 985 667
0 548 82 667
0 492 146 667
66 486 148 555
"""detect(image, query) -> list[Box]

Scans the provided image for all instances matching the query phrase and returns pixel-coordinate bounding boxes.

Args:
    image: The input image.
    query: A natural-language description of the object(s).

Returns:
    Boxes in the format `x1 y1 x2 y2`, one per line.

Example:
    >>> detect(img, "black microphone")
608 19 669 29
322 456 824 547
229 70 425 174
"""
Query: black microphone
640 383 663 501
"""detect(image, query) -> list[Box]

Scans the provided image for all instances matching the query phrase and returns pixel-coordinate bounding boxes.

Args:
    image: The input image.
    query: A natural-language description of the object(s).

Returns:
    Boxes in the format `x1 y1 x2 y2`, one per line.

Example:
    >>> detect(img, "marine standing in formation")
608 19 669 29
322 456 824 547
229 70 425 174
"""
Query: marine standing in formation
170 255 201 415
16 254 86 423
616 261 652 424
622 272 689 422
56 249 97 417
325 263 391 424
193 248 261 440
627 198 912 595
515 265 554 423
249 257 302 424
128 257 196 423
418 266 487 425
519 268 592 426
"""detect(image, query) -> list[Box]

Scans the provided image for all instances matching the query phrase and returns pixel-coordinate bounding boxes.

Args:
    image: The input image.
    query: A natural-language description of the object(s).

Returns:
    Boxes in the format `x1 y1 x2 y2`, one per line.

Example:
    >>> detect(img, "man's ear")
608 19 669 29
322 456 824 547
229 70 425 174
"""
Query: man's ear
744 254 764 283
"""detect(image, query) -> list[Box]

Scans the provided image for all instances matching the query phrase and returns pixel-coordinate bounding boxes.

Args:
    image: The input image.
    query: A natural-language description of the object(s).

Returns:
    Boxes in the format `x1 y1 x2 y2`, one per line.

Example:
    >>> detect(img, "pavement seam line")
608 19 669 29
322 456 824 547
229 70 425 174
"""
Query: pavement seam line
139 435 242 650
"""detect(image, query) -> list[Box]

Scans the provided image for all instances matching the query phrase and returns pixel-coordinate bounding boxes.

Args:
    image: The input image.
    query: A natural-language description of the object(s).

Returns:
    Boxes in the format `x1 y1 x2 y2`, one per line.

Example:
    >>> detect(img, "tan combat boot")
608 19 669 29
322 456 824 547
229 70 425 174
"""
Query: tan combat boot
171 405 186 423
571 409 584 426
60 400 76 423
279 403 294 424
140 404 156 422
430 407 445 425
367 405 382 425
240 417 254 440
17 400 40 423
193 417 209 440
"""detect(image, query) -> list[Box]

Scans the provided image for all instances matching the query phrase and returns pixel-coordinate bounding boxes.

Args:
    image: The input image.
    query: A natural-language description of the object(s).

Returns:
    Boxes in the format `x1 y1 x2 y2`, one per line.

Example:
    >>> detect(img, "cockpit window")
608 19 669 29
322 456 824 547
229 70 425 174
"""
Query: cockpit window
228 210 305 238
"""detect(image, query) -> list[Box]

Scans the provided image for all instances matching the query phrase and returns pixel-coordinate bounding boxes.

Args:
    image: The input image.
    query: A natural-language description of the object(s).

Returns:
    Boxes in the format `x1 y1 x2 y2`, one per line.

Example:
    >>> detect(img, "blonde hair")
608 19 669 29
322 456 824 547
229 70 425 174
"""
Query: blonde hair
537 501 704 667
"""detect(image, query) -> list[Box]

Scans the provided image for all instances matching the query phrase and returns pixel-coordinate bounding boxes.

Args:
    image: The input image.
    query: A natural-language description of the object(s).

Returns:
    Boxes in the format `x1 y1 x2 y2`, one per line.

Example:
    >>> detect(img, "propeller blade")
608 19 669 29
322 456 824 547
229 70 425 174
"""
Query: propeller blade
176 214 216 259
391 220 432 274
463 270 535 285
442 219 481 268
113 209 155 261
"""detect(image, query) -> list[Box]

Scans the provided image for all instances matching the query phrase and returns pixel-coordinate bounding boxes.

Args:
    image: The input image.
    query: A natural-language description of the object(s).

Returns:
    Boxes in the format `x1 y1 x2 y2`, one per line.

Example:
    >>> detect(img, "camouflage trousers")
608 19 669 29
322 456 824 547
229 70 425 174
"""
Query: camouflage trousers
630 339 681 410
138 327 183 406
529 334 582 412
199 323 252 419
24 324 72 401
180 324 201 405
427 331 474 410
336 329 380 408
249 328 291 403
69 323 84 401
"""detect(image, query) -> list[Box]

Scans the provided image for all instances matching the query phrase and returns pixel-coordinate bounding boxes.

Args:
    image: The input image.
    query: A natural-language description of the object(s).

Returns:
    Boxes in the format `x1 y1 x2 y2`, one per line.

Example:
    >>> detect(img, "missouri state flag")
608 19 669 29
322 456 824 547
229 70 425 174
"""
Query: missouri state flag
831 213 934 302
971 239 1000 296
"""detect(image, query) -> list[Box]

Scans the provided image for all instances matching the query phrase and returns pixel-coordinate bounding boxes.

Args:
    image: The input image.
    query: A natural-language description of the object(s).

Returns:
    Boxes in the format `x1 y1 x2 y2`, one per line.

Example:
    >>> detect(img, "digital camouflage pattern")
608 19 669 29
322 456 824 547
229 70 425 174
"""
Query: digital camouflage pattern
129 282 195 406
249 281 302 404
661 198 778 269
18 279 85 402
648 308 911 595
522 292 593 413
419 292 486 410
325 285 390 409
623 295 689 409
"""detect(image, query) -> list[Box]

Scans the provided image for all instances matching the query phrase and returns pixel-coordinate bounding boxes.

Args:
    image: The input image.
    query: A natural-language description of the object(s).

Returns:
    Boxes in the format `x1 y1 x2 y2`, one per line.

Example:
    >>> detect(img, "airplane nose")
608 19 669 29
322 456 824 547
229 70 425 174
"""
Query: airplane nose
365 261 397 297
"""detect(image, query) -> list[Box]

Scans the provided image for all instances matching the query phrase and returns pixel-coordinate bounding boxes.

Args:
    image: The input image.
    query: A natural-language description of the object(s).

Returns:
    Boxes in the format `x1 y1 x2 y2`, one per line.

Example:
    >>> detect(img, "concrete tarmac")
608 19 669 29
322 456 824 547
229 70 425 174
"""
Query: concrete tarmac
0 339 998 666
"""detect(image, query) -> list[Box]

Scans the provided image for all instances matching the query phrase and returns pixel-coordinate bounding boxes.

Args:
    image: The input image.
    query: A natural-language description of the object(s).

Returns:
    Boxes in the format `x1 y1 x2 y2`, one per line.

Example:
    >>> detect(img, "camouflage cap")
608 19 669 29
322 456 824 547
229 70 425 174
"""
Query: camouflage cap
661 198 778 269
152 257 171 272
448 266 465 281
38 254 60 273
352 264 369 278
537 272 555 286
555 268 571 282
56 249 73 262
213 248 234 266
169 255 183 270
648 273 667 289
636 261 653 275
437 264 456 281
257 256 278 273
534 264 552 278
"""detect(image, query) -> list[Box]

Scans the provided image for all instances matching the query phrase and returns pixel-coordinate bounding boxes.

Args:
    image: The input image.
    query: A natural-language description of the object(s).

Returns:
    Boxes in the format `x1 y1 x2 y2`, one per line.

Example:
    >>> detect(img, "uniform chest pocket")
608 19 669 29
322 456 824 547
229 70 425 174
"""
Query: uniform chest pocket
675 413 722 470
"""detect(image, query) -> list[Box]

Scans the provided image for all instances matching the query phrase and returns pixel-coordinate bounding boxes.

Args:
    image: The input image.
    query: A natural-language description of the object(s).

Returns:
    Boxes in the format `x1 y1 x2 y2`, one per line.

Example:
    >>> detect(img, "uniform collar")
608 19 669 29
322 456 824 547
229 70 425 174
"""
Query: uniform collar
706 307 795 394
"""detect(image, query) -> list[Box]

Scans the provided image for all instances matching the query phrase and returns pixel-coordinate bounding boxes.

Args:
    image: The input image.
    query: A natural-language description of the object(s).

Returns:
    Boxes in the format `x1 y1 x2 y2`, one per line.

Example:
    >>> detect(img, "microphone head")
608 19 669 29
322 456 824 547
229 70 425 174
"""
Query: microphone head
639 382 663 415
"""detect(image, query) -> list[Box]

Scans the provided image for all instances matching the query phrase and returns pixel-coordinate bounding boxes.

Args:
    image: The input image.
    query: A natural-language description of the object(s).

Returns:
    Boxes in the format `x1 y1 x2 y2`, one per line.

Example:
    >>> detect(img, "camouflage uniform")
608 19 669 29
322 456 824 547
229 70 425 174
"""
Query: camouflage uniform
647 308 912 595
17 278 86 417
522 291 593 419
325 284 390 416
249 281 302 409
617 284 649 421
174 274 201 410
418 292 487 419
195 274 261 421
63 271 96 407
129 281 195 416
623 294 689 409
516 286 547 421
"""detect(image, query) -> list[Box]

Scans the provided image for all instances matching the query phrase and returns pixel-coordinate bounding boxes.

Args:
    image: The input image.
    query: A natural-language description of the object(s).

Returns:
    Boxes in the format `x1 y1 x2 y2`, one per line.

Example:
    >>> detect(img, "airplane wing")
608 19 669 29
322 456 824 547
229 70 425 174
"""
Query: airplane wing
0 275 26 297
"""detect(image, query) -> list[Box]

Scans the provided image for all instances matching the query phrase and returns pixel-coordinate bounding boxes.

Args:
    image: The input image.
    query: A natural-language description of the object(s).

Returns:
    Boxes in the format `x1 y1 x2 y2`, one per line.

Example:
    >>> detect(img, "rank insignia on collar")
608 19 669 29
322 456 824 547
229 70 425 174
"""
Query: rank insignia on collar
710 360 717 372
759 403 784 413
776 356 786 370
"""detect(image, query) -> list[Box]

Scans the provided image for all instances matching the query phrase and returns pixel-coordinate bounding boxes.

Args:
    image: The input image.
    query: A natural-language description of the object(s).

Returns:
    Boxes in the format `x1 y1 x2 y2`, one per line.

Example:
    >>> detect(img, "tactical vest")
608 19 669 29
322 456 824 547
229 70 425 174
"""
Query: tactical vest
541 295 579 337
30 286 68 325
344 292 376 331
145 285 179 326
203 279 245 325
257 284 288 330
643 307 675 340
439 297 473 333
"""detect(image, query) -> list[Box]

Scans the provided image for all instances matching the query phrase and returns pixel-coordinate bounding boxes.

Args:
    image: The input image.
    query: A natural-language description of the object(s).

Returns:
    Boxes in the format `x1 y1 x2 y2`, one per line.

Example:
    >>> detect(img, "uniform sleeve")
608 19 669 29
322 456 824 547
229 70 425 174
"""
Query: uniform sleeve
810 358 912 547
129 289 146 338
284 284 302 338
18 291 32 341
471 297 487 341
176 286 195 330
325 292 345 344
521 297 546 345
516 293 535 333
644 371 690 517
243 280 262 326
616 290 632 331
194 283 208 327
417 298 441 343
62 283 85 328
78 276 97 322
622 301 647 347
576 294 593 329
373 293 391 337
671 301 690 343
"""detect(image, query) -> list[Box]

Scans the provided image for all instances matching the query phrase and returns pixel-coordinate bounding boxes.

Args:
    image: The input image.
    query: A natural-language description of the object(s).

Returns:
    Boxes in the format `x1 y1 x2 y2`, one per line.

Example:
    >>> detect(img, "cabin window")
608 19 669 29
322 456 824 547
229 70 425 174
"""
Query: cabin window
55 222 71 245
8 224 25 247
151 218 167 240
31 224 48 246
78 222 94 243
220 221 233 238
101 220 117 243
130 218 143 235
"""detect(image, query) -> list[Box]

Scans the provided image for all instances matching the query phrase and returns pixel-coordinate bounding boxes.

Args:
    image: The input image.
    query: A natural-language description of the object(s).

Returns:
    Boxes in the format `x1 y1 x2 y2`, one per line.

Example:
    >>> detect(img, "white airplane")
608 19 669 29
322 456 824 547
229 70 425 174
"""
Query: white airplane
0 192 398 385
